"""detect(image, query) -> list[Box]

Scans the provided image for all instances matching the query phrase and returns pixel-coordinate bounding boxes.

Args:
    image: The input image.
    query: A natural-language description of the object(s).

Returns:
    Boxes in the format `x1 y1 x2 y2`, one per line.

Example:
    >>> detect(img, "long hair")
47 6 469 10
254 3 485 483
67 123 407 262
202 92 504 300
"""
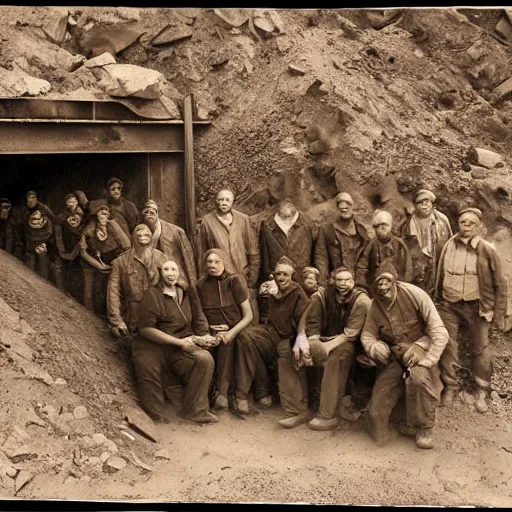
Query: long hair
203 248 235 277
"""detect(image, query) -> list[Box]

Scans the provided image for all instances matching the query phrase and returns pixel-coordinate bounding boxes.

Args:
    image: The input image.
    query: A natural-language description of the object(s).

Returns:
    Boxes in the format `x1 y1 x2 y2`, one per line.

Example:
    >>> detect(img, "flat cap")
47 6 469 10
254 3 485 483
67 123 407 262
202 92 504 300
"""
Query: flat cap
414 189 436 203
458 207 482 220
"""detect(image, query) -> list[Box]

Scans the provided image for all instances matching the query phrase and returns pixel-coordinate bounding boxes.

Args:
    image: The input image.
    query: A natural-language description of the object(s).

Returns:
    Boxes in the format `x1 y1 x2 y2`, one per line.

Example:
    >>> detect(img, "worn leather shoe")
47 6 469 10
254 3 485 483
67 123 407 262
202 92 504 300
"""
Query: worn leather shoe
475 389 489 414
236 399 250 414
415 428 434 449
278 410 314 429
184 411 219 424
441 386 456 407
257 395 273 408
214 394 229 410
308 416 340 431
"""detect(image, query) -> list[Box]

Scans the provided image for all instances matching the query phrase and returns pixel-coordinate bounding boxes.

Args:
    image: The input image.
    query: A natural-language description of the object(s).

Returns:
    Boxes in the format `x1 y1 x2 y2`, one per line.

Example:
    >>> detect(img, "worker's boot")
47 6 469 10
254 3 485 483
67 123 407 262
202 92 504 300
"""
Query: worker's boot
441 386 457 407
475 388 489 414
236 399 250 414
308 416 340 431
214 394 229 410
256 395 273 408
415 428 434 449
278 410 314 429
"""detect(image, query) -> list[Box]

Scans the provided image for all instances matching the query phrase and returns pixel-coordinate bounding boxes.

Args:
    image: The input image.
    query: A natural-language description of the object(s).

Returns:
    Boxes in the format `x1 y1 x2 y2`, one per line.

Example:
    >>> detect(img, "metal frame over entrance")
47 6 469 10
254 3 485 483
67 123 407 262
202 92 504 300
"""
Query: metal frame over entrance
0 95 210 236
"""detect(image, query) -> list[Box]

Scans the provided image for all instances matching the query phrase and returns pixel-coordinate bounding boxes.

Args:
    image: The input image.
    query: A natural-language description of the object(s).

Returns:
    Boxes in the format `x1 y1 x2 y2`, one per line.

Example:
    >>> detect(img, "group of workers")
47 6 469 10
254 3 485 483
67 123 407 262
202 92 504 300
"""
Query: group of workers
0 180 507 450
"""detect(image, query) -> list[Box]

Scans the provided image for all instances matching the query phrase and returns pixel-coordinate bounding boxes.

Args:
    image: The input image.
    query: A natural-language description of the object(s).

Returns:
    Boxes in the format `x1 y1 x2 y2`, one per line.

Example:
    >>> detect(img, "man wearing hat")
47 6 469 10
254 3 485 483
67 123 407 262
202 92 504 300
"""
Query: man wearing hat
398 189 452 295
355 210 413 294
0 198 14 253
259 197 315 286
435 207 508 413
315 192 369 283
141 199 197 287
107 224 168 337
361 262 449 449
105 177 139 238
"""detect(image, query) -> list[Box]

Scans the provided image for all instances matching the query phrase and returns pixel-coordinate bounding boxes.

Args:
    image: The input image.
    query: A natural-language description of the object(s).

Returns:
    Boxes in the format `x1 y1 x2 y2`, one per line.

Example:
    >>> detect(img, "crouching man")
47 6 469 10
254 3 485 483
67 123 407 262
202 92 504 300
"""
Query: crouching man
292 266 371 431
361 262 449 449
136 260 219 424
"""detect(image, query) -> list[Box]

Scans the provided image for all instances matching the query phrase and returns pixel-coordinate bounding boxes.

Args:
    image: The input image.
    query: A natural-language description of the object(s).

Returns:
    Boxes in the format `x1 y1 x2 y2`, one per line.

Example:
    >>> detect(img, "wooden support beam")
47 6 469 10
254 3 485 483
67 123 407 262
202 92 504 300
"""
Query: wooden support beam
183 94 196 238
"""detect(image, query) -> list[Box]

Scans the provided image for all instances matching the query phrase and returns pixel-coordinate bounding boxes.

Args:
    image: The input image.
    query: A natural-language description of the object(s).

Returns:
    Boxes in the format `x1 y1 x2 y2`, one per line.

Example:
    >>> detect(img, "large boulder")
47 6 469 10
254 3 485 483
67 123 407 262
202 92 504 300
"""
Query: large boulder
0 69 51 97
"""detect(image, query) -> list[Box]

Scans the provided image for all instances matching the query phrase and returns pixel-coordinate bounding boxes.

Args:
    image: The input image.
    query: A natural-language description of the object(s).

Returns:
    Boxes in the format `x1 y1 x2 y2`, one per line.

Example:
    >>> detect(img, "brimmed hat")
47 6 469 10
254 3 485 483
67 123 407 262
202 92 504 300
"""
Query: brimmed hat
302 266 320 278
458 207 482 220
64 193 78 203
374 261 398 283
106 177 123 189
336 192 354 205
89 199 110 215
0 198 11 207
414 189 436 203
142 199 159 213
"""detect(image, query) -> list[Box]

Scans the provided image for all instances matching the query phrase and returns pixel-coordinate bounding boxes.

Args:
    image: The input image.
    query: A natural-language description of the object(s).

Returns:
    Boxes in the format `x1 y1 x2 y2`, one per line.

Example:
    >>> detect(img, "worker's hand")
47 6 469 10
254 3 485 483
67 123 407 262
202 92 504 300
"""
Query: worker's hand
35 243 47 255
192 334 219 348
370 341 391 365
416 357 434 369
216 330 235 345
99 264 112 274
403 343 427 367
182 338 202 354
292 332 310 362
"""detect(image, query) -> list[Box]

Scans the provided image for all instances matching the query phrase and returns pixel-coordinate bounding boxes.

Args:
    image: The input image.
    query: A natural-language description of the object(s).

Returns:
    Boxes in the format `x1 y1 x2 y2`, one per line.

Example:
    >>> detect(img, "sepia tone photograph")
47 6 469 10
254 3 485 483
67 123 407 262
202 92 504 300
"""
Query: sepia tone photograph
0 4 511 507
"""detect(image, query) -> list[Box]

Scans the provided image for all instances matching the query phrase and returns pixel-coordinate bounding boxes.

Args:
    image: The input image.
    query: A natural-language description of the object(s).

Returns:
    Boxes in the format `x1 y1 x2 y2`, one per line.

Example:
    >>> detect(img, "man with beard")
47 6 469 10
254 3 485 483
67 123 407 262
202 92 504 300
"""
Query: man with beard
435 208 508 413
291 267 371 431
361 262 449 449
259 198 315 285
79 201 131 313
356 210 414 294
398 189 452 295
12 191 54 261
23 208 63 289
194 189 260 321
105 177 139 238
0 198 14 253
55 192 88 295
107 224 168 338
314 192 369 284
140 199 197 287
196 248 254 410
235 257 310 426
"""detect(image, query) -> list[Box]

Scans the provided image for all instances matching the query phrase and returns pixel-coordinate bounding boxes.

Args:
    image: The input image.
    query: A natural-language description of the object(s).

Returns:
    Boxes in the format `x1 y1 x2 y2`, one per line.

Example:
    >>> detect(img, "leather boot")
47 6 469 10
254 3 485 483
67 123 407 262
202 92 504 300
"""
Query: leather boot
236 399 250 414
278 410 314 429
475 388 488 414
308 416 340 431
415 428 434 449
441 386 457 407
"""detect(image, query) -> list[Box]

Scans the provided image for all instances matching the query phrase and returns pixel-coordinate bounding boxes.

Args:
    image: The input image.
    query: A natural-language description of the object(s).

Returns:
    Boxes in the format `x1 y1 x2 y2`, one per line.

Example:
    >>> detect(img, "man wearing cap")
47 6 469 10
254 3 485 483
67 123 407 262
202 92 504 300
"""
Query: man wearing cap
398 189 452 295
361 262 449 449
107 224 168 337
194 189 260 320
0 198 14 253
105 177 139 238
141 199 197 287
355 210 413 294
435 207 508 413
259 198 315 285
79 201 131 312
292 266 371 431
315 192 369 284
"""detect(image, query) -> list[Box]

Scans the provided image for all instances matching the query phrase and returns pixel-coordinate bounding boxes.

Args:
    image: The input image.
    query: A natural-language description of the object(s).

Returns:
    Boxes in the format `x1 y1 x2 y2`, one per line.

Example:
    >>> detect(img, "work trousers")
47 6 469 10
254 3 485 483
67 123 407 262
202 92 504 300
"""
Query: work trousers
26 252 64 290
368 359 443 435
132 336 214 420
82 263 108 314
437 300 492 390
212 337 236 397
309 340 355 419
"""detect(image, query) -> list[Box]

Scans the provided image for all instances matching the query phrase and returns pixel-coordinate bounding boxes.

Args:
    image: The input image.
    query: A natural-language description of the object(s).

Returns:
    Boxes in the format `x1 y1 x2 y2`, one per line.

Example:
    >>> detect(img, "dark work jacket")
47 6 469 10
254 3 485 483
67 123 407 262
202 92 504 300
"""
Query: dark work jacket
268 281 309 338
0 218 14 253
138 284 209 339
314 219 369 283
196 272 248 328
259 213 315 283
107 197 139 238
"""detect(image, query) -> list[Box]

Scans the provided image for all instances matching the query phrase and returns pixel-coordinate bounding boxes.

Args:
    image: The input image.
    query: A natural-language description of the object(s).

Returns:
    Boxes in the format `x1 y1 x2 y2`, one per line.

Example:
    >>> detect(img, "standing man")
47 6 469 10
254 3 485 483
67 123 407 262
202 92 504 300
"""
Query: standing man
105 177 139 238
259 198 315 285
292 266 371 431
107 224 168 337
398 189 452 294
361 263 449 449
141 199 197 287
314 192 369 283
435 208 508 413
356 210 413 293
194 189 260 320
0 198 14 253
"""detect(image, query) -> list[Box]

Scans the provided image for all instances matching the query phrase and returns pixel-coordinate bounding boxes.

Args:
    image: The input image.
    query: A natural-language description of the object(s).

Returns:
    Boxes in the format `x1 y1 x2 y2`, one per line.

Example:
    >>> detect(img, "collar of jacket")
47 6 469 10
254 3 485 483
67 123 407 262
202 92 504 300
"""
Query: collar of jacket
265 212 305 232
454 233 481 249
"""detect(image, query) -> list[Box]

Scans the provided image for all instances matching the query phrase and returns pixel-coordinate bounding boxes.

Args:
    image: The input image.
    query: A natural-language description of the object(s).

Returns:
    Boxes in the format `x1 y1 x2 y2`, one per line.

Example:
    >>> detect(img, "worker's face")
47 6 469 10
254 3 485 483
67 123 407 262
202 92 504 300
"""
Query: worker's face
28 211 44 229
206 252 225 277
458 213 481 239
415 198 433 218
134 226 151 246
142 208 158 227
373 215 392 241
108 183 122 201
0 203 11 220
274 265 293 291
66 196 79 212
97 208 109 226
26 194 37 209
334 270 354 296
337 199 353 220
277 202 296 221
162 260 179 286
302 272 318 292
216 190 234 214
376 277 395 300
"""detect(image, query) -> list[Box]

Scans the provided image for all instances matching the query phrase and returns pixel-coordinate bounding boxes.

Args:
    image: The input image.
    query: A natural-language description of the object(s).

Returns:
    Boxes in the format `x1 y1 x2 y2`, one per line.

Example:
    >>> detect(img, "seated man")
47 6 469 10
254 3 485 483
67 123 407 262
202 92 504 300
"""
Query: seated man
107 224 167 337
196 248 253 410
235 256 310 426
293 266 371 431
136 260 219 424
361 262 449 449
